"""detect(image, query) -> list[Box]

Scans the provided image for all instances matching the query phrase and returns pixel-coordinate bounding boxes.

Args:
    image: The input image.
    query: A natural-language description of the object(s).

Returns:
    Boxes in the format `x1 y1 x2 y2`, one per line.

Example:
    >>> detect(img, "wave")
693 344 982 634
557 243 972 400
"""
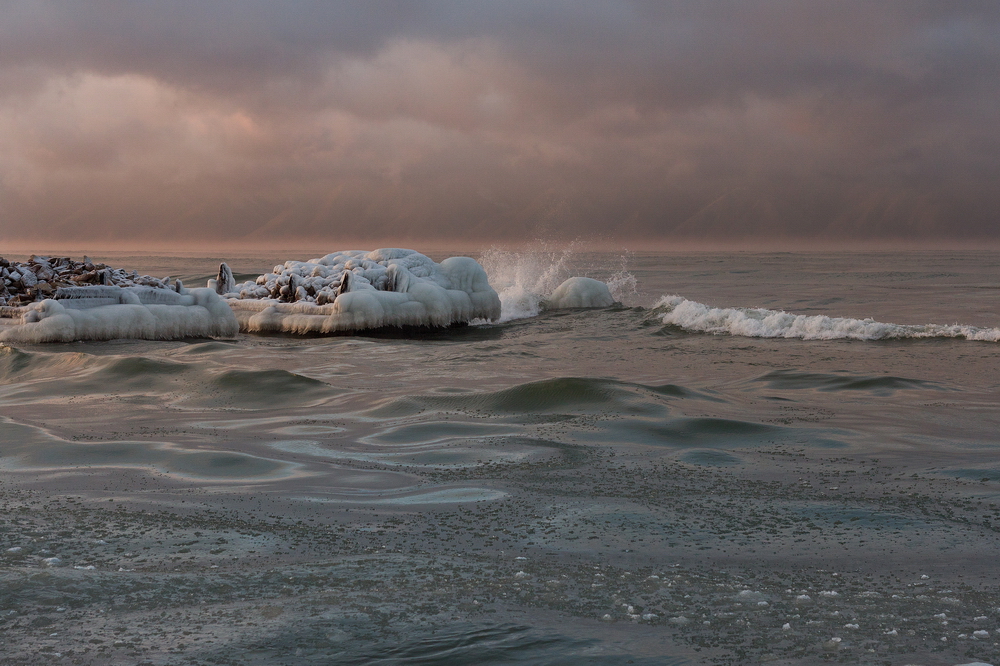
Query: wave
362 377 715 420
654 295 1000 342
0 346 344 410
753 370 936 392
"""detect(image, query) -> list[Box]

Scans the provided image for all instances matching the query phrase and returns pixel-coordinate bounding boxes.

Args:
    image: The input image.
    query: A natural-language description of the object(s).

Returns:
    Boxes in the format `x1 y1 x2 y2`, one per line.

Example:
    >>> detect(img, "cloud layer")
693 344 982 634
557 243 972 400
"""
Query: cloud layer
2 2 999 246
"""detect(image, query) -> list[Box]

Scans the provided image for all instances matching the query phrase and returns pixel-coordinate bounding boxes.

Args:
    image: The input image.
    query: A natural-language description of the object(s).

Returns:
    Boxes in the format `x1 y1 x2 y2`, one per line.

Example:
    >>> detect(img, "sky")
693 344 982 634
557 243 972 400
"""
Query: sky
1 2 999 250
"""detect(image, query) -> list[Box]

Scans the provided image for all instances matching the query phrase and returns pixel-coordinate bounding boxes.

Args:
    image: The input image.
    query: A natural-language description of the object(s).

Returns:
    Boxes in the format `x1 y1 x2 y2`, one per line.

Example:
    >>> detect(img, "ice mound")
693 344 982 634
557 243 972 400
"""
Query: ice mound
224 249 501 334
0 285 238 343
545 277 615 309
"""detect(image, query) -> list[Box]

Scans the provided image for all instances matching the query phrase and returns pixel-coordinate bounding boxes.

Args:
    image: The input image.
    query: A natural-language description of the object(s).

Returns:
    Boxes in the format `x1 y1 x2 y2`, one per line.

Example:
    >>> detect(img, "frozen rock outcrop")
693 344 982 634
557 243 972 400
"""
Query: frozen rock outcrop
225 249 501 334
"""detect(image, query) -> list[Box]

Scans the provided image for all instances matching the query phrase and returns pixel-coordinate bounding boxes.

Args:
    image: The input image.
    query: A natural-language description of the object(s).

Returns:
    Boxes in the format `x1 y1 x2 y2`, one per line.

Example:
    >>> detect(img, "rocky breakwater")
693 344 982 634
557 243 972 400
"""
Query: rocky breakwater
0 255 237 343
0 255 173 307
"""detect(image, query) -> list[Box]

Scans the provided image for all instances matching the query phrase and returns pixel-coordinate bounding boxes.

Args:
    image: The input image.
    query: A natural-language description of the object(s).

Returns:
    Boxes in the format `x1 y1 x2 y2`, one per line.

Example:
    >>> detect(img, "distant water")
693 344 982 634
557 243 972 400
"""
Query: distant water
2 249 1000 665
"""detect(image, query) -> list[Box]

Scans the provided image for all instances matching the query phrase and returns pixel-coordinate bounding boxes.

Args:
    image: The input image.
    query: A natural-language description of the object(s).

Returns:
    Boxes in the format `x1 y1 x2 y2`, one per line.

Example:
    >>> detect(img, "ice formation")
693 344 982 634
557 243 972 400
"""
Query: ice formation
224 249 501 333
0 285 238 344
545 277 615 309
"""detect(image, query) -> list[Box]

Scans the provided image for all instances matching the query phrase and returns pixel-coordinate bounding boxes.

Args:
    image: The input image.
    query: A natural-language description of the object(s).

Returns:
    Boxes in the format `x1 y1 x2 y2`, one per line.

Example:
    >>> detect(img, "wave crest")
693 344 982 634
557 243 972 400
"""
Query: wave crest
654 295 1000 342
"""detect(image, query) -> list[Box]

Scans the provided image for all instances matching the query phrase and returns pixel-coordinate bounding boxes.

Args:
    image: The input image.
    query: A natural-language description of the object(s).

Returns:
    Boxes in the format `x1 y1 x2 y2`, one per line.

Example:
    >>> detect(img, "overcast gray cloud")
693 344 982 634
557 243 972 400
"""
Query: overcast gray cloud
1 1 999 246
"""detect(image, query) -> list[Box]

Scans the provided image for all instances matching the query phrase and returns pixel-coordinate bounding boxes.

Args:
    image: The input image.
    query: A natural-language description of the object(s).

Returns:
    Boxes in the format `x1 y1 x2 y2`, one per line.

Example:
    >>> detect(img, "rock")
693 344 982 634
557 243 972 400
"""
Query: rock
33 265 55 282
0 256 187 305
18 270 37 288
216 263 235 295
72 271 98 284
338 270 353 295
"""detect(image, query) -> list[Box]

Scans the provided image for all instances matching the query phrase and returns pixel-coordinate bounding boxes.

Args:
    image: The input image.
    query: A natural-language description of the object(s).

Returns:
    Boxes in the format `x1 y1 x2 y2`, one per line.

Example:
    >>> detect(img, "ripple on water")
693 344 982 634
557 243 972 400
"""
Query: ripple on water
186 368 342 409
357 376 854 452
0 417 302 482
936 467 1000 483
679 449 744 466
570 416 850 450
361 377 717 421
362 421 521 446
171 340 241 354
271 436 550 468
293 487 508 504
321 622 684 665
0 351 347 411
753 369 941 394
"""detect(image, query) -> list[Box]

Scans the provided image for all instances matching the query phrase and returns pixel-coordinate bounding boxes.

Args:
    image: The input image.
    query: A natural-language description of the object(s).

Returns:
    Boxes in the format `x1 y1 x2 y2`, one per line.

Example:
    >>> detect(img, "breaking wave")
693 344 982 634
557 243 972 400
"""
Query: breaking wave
654 295 1000 342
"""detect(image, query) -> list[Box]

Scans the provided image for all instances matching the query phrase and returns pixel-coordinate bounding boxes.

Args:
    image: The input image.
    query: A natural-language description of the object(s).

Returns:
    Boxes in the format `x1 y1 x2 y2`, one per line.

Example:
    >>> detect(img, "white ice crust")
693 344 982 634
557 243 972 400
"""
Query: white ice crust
0 286 238 343
226 249 501 334
546 277 615 309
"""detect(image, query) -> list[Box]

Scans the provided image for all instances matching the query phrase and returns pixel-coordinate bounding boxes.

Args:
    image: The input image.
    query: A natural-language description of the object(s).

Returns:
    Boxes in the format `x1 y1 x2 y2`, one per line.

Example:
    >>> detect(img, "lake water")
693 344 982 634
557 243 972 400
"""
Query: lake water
2 249 1000 665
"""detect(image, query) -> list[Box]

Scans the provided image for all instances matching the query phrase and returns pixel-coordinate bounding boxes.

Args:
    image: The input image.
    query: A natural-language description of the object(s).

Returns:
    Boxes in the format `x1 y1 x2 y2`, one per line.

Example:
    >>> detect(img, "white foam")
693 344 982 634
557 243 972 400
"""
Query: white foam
227 249 500 333
654 295 1000 342
0 287 238 343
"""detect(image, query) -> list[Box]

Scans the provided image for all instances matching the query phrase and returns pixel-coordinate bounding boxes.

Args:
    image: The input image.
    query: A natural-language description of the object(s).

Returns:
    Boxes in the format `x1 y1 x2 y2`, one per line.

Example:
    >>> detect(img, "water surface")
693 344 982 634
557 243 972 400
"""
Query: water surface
2 250 1000 665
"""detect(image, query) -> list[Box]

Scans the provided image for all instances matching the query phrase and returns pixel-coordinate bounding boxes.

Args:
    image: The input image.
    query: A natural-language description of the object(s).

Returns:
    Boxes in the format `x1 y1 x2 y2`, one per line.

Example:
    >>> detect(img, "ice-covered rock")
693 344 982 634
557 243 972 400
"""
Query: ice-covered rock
226 249 501 334
0 285 238 343
545 277 615 309
214 262 235 296
0 255 174 306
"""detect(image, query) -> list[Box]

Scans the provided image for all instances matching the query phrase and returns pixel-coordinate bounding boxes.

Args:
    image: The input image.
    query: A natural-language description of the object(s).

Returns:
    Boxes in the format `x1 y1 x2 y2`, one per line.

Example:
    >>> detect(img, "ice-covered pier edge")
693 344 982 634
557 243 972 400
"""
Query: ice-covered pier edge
0 285 238 344
223 249 503 334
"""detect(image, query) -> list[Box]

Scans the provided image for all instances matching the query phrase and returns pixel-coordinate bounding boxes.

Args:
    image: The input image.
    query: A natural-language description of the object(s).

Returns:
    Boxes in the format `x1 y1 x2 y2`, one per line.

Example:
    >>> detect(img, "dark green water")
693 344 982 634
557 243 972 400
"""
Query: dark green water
2 250 1000 665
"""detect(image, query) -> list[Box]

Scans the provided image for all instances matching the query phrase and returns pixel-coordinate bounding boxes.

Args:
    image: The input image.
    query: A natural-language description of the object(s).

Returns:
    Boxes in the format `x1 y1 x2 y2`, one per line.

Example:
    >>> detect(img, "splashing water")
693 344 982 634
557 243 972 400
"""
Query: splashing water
479 245 637 322
605 251 639 303
478 246 578 321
